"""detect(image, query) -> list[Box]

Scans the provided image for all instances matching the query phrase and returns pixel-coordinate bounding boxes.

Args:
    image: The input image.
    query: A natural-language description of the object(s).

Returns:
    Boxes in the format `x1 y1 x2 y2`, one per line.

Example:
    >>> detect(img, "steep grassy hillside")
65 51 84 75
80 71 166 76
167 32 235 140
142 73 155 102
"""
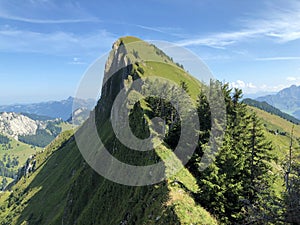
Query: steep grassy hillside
0 135 41 189
248 106 300 157
0 37 218 225
0 118 72 190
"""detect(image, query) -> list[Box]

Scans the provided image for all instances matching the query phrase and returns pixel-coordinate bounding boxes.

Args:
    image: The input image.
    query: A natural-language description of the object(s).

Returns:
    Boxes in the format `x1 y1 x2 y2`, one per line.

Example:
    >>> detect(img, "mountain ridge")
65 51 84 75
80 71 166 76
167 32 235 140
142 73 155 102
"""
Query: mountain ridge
256 84 300 119
243 98 300 124
0 36 219 225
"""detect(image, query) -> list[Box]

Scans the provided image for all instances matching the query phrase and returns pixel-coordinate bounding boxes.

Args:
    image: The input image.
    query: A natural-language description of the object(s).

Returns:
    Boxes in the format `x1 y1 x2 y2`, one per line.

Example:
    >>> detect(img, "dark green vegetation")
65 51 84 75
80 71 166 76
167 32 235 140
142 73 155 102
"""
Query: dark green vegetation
18 120 63 147
257 84 300 120
0 154 19 180
0 134 9 145
243 98 300 124
247 106 300 224
0 37 299 224
0 134 9 147
0 115 72 190
0 135 40 191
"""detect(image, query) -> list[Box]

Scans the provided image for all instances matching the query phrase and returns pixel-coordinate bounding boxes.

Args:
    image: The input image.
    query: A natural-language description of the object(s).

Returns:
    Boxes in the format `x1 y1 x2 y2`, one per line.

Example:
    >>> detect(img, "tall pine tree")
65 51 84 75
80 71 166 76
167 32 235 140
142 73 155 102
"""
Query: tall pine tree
190 84 277 224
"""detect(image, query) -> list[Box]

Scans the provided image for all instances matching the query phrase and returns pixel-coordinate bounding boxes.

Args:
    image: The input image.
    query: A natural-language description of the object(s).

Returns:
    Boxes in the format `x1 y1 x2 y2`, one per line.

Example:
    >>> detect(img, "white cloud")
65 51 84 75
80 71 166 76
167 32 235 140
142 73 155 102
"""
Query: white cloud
231 80 246 88
247 82 256 88
0 26 116 55
287 76 298 81
230 80 257 90
68 57 86 65
134 24 183 36
0 0 100 24
0 15 99 24
177 30 256 48
229 80 290 94
177 1 300 48
286 76 300 82
255 56 300 61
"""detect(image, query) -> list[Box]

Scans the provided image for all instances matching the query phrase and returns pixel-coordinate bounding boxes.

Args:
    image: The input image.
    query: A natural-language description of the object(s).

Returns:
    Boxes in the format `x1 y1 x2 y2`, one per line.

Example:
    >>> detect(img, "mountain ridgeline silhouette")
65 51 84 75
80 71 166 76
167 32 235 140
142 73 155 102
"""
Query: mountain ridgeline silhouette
257 85 300 119
0 97 95 121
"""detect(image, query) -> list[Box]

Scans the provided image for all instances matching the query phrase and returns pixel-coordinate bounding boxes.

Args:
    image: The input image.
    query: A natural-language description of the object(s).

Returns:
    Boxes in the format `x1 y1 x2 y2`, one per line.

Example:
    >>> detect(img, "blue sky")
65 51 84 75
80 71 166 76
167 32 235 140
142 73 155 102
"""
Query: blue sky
1 0 300 104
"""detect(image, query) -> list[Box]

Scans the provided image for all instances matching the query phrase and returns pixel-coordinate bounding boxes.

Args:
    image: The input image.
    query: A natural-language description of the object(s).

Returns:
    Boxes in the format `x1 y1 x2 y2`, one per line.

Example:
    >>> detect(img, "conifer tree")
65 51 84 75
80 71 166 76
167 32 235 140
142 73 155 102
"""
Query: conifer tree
282 127 300 224
191 84 277 224
240 113 277 224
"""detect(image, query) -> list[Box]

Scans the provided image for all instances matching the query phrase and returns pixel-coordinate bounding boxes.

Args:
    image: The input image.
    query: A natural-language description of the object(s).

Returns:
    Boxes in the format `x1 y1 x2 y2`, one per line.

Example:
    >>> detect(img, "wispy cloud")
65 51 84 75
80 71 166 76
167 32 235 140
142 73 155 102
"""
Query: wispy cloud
255 56 300 61
286 76 300 82
230 76 300 94
177 1 300 48
135 24 170 34
0 14 99 24
0 26 116 55
177 30 257 48
121 23 186 38
0 0 100 24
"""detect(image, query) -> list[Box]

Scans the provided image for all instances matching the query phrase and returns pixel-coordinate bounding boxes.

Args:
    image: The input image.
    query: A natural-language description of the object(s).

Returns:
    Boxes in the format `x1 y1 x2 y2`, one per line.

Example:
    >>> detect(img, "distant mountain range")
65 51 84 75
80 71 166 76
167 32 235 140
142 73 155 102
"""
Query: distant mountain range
0 97 95 121
256 85 300 119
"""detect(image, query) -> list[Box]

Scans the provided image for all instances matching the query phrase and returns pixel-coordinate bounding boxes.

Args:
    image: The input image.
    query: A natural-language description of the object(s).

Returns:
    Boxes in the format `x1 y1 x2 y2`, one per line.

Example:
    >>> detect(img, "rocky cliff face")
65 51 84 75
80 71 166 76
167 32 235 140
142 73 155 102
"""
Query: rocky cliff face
102 39 132 98
68 107 90 125
0 112 58 140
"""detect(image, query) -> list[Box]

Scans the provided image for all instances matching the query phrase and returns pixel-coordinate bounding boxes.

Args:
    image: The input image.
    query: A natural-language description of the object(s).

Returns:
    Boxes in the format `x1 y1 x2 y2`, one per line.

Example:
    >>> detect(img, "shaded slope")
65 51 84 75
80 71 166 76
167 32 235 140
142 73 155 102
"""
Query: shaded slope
248 106 300 160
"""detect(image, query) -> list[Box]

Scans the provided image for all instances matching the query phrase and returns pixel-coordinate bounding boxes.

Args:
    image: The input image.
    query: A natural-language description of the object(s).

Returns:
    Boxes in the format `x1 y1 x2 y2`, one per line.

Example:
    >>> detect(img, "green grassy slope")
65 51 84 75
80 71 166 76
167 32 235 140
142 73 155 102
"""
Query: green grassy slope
0 37 217 225
248 106 300 195
248 106 300 154
0 135 41 189
0 137 40 165
0 120 72 189
121 36 203 101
